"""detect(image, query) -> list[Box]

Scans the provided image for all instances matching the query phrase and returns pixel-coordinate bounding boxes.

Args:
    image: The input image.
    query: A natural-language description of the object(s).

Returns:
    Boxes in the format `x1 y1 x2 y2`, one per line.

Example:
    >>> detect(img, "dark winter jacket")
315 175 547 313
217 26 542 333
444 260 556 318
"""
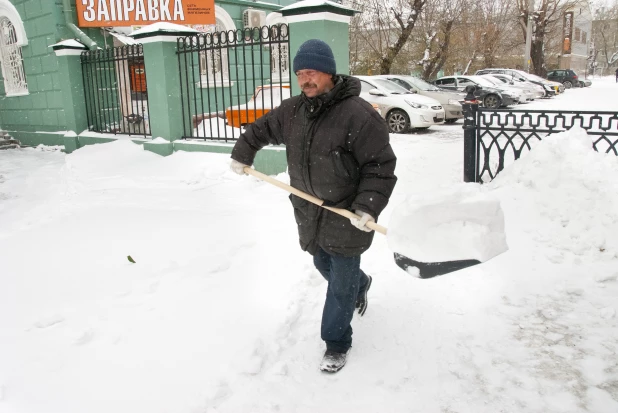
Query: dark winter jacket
231 75 397 257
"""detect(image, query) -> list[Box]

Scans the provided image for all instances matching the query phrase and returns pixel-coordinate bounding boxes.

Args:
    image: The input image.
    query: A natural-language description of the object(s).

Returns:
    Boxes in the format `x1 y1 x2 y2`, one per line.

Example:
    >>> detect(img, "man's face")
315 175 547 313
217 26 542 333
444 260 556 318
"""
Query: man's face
296 69 335 98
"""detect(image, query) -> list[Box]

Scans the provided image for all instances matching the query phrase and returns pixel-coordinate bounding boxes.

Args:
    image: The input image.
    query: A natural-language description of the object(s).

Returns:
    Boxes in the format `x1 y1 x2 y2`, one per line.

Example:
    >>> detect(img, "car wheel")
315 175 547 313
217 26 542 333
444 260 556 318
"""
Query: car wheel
444 118 458 124
563 80 572 89
483 94 501 109
386 109 410 134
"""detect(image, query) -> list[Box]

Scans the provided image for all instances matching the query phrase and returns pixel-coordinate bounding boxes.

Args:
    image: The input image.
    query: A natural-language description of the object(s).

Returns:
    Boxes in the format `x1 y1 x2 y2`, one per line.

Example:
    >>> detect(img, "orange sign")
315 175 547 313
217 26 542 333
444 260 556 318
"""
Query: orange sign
76 0 215 27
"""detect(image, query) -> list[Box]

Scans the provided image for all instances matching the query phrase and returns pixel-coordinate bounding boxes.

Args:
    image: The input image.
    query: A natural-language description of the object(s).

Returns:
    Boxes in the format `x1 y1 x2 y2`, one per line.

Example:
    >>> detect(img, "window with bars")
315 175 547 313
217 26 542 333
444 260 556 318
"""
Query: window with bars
0 17 28 96
269 26 289 81
198 20 230 86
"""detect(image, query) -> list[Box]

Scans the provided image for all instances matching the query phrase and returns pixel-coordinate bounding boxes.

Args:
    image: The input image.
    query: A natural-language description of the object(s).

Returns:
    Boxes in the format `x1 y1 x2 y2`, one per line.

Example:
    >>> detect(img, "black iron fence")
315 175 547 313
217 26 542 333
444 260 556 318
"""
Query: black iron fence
81 45 151 137
463 104 618 183
177 24 290 141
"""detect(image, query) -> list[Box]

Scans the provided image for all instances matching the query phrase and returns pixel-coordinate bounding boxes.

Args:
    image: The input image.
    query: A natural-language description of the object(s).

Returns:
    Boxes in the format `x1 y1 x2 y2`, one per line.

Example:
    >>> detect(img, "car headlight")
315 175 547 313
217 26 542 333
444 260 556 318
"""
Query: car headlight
405 99 427 109
447 99 461 105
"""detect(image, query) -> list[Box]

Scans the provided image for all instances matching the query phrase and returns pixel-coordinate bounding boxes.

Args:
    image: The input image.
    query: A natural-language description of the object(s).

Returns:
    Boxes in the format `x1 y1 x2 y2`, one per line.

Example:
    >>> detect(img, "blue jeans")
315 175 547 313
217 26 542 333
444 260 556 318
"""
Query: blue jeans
313 247 370 353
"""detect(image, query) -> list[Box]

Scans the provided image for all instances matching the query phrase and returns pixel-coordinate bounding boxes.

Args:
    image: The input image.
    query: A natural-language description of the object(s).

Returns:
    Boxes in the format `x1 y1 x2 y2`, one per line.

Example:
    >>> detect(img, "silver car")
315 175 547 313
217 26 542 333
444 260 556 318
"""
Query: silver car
488 74 545 99
375 75 465 123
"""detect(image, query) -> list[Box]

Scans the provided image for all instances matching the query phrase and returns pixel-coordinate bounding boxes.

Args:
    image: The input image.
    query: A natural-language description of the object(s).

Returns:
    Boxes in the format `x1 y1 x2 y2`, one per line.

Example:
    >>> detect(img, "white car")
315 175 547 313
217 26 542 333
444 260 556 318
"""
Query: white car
488 73 545 99
374 74 465 123
479 75 534 102
354 75 445 133
462 75 524 103
474 68 563 96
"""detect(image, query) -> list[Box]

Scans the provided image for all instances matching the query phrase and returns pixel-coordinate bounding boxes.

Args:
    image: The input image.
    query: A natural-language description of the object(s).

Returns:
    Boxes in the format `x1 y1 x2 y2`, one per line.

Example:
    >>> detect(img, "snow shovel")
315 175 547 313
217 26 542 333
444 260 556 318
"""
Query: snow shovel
243 167 508 279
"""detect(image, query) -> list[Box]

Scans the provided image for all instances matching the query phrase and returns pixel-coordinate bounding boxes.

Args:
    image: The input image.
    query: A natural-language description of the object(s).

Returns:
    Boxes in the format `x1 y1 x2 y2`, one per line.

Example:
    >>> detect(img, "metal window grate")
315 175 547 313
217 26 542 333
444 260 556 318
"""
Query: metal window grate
0 17 28 96
176 24 290 141
80 45 151 137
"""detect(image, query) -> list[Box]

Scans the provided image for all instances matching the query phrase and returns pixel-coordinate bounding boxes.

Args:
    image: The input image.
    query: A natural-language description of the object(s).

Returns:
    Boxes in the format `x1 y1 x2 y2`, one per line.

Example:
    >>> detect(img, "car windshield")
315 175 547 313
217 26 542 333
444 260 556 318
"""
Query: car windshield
480 75 502 85
400 76 440 91
253 87 291 107
525 73 547 82
466 76 495 87
373 78 411 94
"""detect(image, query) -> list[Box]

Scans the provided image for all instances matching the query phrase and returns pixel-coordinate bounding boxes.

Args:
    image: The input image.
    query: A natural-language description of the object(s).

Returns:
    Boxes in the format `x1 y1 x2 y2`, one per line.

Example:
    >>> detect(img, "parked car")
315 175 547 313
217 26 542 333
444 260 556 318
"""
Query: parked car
225 83 381 128
373 74 465 123
433 75 517 109
527 72 566 94
474 68 562 96
546 69 580 89
488 73 545 99
476 75 530 102
225 84 291 128
354 75 445 133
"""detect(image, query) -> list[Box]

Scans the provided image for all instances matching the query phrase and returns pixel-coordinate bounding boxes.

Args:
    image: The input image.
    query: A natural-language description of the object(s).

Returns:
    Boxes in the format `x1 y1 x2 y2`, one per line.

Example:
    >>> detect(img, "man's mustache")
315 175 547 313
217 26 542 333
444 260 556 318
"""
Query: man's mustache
301 82 317 90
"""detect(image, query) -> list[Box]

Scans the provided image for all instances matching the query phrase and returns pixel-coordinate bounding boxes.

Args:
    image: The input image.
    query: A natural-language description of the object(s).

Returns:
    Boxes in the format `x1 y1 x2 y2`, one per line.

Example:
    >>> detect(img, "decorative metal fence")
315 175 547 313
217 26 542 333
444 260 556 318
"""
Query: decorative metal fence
177 24 290 141
463 106 618 183
81 45 151 137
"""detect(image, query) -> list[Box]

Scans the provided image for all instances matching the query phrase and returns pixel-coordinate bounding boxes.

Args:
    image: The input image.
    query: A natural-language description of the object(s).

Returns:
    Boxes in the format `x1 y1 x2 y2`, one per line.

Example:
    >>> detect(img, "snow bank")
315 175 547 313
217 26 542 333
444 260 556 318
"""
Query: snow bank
386 125 618 266
63 139 238 189
489 126 618 260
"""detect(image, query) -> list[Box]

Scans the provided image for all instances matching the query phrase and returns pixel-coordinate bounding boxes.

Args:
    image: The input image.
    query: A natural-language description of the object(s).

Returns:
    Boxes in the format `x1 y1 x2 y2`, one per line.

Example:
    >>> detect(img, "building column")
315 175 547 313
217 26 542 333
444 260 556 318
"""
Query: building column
129 26 199 149
51 40 89 153
281 1 357 96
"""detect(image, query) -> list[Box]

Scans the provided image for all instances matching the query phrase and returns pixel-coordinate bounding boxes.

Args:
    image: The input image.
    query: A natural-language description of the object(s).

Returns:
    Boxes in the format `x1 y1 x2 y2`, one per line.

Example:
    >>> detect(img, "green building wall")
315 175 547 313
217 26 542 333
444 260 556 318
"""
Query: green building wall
0 0 104 145
0 0 294 145
0 0 348 173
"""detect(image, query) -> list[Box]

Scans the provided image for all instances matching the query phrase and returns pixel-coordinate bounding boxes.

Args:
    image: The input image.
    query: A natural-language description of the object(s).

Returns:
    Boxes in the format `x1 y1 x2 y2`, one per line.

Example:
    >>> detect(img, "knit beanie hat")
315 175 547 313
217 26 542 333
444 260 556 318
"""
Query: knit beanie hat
293 39 337 75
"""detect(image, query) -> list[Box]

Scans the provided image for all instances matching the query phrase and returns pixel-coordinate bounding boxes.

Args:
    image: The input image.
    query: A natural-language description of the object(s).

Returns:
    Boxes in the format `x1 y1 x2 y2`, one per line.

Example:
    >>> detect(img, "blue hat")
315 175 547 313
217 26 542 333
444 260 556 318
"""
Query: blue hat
293 39 336 75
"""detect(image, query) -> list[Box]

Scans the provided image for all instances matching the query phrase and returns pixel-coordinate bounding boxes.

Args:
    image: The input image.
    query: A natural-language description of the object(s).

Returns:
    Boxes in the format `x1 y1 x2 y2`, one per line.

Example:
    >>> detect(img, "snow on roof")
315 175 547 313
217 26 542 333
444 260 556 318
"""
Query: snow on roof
129 22 200 37
280 0 355 12
49 39 87 49
107 31 139 45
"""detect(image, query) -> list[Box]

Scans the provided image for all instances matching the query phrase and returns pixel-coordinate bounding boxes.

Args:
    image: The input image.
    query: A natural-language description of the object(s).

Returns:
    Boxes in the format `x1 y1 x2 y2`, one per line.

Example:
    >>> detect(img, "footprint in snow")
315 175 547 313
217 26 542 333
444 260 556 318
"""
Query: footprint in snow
32 314 65 329
73 329 95 346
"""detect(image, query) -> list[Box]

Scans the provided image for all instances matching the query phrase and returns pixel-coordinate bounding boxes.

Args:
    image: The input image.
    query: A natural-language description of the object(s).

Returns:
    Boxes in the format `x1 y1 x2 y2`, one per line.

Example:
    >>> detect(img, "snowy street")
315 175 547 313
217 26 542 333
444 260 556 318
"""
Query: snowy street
0 77 617 413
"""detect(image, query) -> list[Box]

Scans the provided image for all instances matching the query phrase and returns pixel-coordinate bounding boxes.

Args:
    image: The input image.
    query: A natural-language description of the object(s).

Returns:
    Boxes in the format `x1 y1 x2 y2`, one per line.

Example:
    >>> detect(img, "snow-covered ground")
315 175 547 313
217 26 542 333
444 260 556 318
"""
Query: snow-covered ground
1 77 617 413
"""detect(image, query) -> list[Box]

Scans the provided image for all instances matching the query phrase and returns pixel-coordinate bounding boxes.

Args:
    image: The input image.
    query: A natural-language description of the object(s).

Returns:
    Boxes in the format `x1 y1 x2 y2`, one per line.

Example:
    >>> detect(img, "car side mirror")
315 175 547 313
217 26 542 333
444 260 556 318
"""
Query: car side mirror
368 89 386 96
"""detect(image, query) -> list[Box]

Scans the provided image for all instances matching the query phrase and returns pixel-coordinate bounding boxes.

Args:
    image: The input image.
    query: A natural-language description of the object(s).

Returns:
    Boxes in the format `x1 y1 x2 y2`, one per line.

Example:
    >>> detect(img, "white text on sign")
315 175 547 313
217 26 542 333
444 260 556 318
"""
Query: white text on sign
80 0 186 23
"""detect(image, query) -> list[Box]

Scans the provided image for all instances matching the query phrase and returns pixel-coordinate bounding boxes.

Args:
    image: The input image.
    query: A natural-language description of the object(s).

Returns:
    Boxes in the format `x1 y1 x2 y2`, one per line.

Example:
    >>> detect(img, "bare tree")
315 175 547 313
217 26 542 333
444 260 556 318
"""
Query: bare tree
416 0 464 79
477 0 517 68
516 0 577 76
379 0 427 74
591 2 618 68
348 0 427 74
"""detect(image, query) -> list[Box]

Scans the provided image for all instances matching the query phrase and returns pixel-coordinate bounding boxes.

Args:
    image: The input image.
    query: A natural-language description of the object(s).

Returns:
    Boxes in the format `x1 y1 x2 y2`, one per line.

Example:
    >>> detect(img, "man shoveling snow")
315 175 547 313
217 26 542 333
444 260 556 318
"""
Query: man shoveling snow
229 39 398 372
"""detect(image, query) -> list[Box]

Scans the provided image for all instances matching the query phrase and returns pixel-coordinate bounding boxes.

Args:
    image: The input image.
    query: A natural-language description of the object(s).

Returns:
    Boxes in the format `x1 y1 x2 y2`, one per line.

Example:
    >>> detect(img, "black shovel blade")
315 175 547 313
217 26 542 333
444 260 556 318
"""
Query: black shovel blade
394 253 481 279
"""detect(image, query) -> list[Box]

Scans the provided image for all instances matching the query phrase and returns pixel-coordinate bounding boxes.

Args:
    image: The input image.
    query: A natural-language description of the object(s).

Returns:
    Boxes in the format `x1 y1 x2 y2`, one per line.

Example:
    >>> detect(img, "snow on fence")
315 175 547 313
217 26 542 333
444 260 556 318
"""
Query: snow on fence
464 107 618 183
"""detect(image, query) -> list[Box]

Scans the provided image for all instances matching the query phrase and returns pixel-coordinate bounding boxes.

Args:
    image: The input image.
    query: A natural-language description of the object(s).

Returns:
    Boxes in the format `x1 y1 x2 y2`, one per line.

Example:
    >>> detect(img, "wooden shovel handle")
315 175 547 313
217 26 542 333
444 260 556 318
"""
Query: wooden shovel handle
244 167 388 235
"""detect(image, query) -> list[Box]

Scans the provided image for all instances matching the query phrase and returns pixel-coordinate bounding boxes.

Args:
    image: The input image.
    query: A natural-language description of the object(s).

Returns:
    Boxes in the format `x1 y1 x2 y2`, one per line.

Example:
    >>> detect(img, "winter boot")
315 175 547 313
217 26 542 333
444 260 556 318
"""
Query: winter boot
355 274 372 316
319 349 349 373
